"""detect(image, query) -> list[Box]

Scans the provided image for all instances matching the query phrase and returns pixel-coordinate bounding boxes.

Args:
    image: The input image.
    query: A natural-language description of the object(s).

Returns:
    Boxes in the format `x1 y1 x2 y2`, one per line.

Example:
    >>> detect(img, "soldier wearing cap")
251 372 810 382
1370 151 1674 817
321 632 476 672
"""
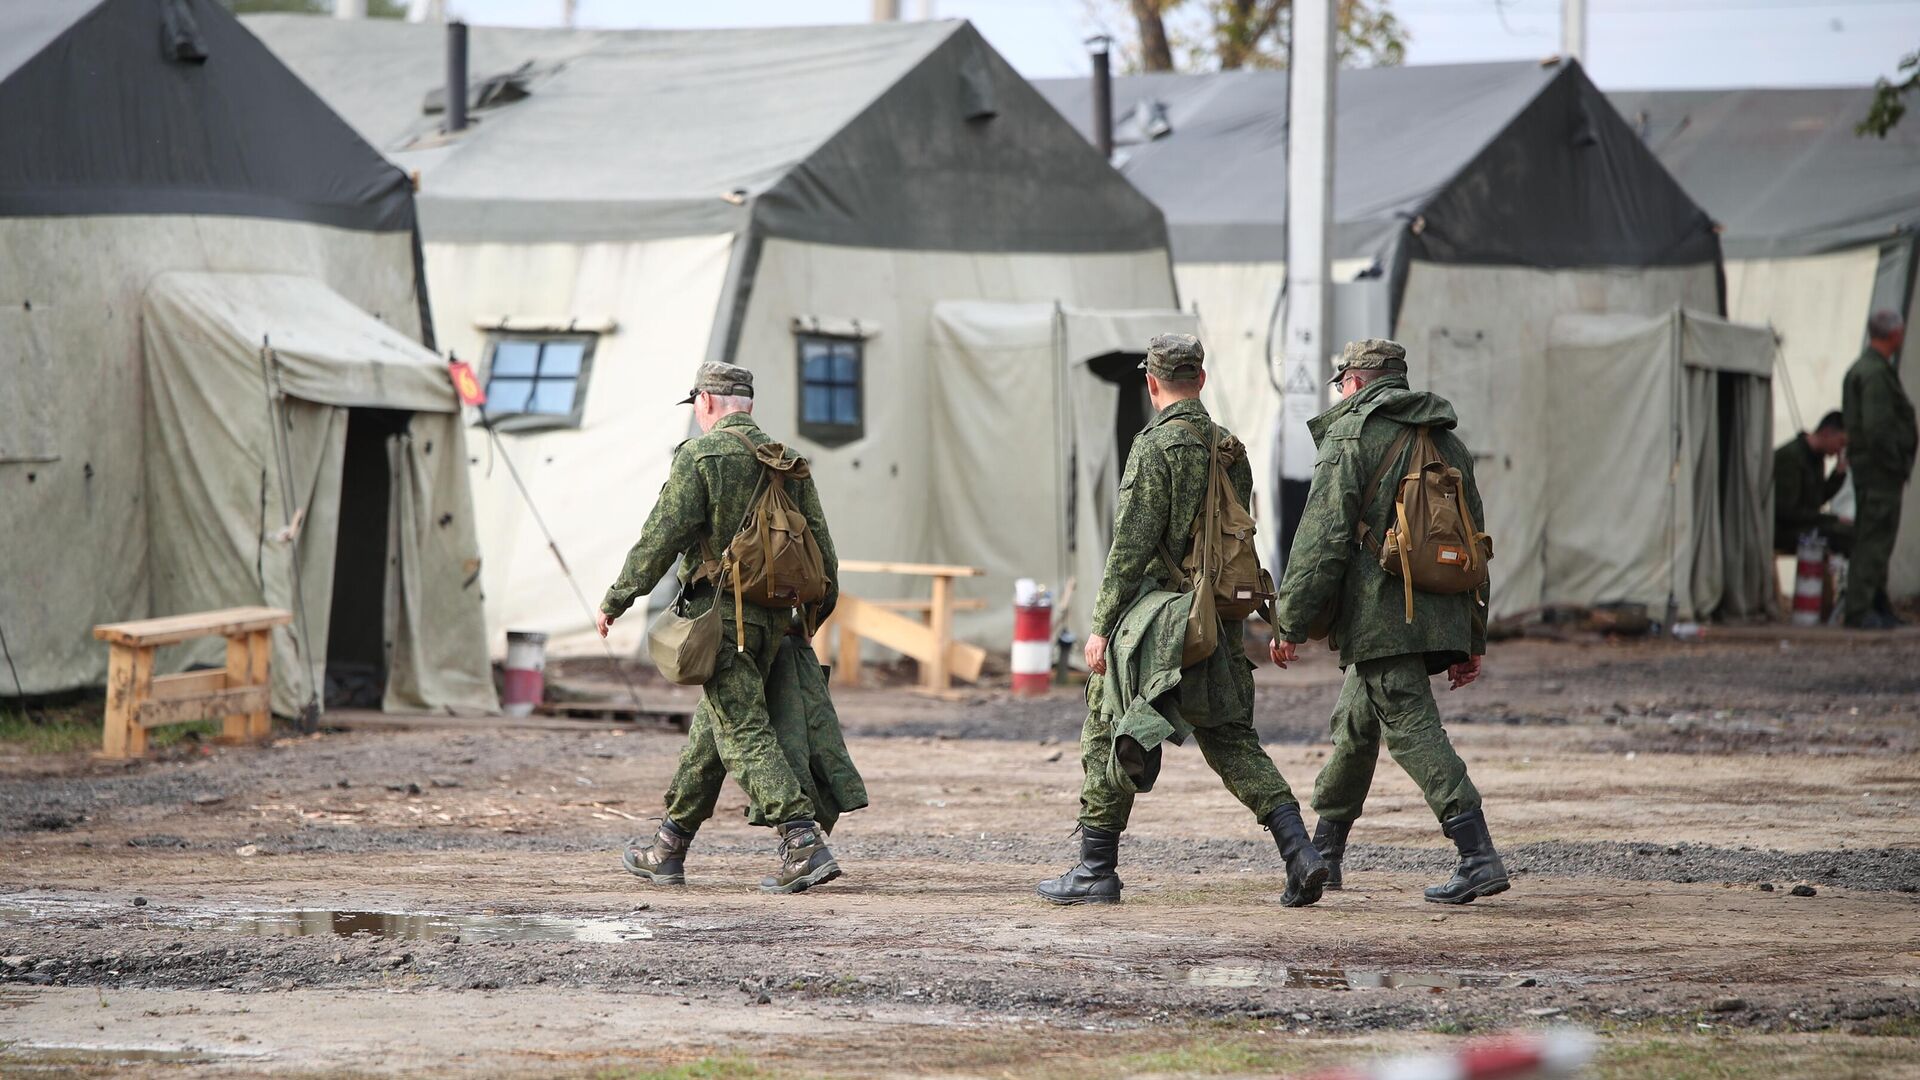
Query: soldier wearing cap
596 361 847 894
1037 333 1329 907
1270 338 1509 905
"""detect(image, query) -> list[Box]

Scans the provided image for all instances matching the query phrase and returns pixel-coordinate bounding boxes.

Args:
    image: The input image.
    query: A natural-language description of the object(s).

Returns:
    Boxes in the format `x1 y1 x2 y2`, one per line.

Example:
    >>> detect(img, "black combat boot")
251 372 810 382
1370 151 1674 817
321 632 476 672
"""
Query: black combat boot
1312 817 1352 891
1424 807 1510 905
622 818 693 885
760 820 842 894
1036 826 1123 905
1267 804 1329 908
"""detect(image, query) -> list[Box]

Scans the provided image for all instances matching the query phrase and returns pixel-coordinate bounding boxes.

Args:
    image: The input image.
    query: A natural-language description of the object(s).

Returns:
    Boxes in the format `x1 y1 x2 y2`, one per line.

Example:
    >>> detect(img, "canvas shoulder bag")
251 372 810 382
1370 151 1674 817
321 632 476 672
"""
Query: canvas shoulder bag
1157 419 1275 666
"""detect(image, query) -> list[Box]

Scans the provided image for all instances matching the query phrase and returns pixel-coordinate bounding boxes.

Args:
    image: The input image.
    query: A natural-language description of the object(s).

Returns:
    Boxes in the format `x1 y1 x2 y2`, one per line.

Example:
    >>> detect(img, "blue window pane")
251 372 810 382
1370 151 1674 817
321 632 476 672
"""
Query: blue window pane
831 350 858 384
803 386 832 424
540 340 586 377
527 378 577 415
833 387 859 424
491 340 540 377
485 377 535 415
803 345 832 383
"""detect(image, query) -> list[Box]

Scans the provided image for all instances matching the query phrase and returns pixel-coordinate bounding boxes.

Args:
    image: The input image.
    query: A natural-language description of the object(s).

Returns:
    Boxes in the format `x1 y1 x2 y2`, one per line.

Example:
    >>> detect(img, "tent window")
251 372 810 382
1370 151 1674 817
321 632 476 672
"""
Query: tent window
797 334 864 446
480 332 597 431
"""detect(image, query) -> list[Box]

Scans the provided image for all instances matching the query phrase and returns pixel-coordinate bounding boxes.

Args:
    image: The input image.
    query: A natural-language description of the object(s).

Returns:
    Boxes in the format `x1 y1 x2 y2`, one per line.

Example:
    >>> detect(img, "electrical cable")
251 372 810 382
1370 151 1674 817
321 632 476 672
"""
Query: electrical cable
0 611 25 703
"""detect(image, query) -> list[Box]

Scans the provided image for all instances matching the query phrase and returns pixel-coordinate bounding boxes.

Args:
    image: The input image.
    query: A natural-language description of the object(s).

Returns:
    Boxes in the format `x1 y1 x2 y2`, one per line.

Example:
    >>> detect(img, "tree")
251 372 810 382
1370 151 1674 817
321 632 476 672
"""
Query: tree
1095 0 1407 73
220 0 408 17
1857 48 1918 139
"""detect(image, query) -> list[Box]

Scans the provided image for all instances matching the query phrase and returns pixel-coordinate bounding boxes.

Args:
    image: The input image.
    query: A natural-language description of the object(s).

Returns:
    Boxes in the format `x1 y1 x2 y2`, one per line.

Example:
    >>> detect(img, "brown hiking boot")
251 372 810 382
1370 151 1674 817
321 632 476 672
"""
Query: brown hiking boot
622 819 693 885
759 820 841 894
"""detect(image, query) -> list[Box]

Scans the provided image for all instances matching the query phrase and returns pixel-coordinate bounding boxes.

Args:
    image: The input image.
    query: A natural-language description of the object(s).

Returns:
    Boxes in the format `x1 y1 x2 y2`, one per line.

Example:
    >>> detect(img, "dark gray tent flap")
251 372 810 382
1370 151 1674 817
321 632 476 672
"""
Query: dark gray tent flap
0 0 413 233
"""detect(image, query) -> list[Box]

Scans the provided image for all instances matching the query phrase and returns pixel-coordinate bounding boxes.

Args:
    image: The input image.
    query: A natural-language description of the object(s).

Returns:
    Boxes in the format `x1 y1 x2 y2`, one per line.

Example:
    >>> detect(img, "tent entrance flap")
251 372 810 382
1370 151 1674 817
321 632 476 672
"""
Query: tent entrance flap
324 408 411 709
1083 350 1151 495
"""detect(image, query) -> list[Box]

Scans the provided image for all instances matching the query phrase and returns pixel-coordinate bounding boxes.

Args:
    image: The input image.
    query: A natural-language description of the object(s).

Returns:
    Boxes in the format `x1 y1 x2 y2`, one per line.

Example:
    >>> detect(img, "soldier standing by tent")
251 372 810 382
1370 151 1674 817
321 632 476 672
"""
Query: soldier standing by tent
1037 334 1329 908
1773 411 1851 557
596 362 851 894
1269 339 1509 905
1840 310 1914 629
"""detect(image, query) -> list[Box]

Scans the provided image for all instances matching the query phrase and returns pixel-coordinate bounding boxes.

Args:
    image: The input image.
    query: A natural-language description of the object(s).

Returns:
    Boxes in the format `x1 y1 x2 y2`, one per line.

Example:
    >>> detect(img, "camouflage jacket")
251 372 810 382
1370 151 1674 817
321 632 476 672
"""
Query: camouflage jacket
1089 397 1255 638
600 412 840 627
1271 375 1487 670
1841 347 1917 486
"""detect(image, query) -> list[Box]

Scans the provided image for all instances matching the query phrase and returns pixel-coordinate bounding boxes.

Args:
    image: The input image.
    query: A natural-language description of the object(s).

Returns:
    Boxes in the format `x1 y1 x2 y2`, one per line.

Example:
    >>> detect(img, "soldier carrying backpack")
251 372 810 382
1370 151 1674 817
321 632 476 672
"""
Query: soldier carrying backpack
1270 339 1509 905
1037 334 1329 909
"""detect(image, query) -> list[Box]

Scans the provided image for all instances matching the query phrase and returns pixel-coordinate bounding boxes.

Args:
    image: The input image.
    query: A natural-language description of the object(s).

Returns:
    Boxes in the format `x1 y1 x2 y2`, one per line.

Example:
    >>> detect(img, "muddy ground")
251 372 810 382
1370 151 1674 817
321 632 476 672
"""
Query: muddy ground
3 635 1918 1078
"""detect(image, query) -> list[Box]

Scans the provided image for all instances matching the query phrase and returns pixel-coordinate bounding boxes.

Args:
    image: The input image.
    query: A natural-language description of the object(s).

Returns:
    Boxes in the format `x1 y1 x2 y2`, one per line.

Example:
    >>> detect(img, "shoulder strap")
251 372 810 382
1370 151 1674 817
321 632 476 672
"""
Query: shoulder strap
1156 417 1221 583
1354 424 1419 554
717 426 757 452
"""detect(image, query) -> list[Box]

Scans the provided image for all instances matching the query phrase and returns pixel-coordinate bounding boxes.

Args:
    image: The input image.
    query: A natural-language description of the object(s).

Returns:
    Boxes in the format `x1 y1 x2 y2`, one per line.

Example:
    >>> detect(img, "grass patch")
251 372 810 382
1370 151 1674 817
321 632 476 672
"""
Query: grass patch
1596 1035 1920 1080
593 1058 780 1080
1119 1041 1316 1075
0 693 223 755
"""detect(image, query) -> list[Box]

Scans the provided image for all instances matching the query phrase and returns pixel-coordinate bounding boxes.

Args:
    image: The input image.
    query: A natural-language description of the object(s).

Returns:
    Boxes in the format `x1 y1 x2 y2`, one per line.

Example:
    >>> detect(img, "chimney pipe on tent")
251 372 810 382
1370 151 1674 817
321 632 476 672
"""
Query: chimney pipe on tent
1088 35 1114 161
446 20 469 134
1562 0 1587 63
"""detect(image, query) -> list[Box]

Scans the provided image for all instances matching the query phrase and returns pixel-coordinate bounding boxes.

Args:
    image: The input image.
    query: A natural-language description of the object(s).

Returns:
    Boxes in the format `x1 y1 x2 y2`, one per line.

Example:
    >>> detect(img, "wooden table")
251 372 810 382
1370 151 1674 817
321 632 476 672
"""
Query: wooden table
91 607 291 758
813 560 988 691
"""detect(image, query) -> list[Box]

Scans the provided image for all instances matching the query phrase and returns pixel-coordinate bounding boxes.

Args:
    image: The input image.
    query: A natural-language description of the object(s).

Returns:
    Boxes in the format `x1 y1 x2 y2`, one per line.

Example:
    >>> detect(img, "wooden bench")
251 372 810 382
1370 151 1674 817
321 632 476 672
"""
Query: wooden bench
811 561 988 692
91 607 291 758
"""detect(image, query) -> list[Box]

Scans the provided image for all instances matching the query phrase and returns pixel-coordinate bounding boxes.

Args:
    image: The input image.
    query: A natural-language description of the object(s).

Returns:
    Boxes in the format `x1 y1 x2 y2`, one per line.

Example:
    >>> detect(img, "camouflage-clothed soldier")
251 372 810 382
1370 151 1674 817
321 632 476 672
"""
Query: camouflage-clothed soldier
1839 311 1914 629
597 361 845 894
1037 334 1327 907
1270 339 1508 905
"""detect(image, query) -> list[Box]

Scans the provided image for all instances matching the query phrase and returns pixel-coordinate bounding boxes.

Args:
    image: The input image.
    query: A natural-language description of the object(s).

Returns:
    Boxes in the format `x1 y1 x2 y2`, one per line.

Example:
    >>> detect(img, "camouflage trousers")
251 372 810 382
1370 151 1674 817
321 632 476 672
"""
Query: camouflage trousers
1844 480 1905 623
1076 644 1298 832
1311 653 1480 825
661 617 815 830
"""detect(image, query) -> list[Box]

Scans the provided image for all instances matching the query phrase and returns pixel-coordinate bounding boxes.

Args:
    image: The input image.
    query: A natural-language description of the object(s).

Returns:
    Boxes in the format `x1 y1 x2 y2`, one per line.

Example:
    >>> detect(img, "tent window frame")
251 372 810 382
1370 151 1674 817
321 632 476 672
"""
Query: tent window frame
477 331 599 432
796 332 865 447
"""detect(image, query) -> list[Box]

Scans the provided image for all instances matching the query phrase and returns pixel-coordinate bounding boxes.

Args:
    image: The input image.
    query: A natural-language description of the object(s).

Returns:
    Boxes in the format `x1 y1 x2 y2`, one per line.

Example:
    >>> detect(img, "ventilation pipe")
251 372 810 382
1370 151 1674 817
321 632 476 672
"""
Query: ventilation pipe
445 20 469 134
1088 35 1113 161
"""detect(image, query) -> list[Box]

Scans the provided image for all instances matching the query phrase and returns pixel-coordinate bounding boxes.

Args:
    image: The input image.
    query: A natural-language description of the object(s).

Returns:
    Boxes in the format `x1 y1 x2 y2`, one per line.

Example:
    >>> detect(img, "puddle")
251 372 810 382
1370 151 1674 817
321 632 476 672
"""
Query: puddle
1184 964 1503 991
0 895 653 944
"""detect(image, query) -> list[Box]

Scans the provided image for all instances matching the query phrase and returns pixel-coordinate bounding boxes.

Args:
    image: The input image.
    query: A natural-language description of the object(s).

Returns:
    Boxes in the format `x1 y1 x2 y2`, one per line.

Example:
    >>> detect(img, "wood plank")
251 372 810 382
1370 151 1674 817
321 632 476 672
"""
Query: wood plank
829 595 985 686
836 619 862 689
925 574 953 689
868 598 988 613
135 687 270 730
153 670 228 701
837 560 985 578
102 644 138 759
245 629 272 739
223 635 253 743
93 607 291 647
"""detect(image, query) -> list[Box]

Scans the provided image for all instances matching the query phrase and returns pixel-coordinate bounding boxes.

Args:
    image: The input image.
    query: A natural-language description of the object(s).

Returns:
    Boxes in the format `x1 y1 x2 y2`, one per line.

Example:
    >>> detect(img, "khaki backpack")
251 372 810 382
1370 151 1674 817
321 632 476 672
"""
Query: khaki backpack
714 429 830 643
1159 419 1276 666
1356 424 1493 624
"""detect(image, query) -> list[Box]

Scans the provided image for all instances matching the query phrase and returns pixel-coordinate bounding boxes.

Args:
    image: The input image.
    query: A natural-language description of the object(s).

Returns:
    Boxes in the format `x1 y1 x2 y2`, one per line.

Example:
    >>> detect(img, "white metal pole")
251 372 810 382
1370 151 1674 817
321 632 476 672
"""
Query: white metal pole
1279 0 1336 559
562 0 577 28
872 0 901 22
335 0 367 18
1562 0 1587 62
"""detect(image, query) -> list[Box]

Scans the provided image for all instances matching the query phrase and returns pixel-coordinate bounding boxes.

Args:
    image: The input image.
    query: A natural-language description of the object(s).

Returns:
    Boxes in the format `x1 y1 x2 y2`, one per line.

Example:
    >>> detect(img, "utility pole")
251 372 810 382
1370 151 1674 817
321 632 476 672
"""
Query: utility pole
1278 0 1336 564
872 0 900 21
1562 0 1587 63
562 0 577 28
335 0 366 18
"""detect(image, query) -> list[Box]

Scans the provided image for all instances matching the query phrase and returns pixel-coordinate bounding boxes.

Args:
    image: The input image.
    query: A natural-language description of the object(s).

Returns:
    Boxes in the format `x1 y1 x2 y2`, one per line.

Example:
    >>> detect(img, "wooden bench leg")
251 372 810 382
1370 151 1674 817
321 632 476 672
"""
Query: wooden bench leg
924 574 953 691
103 644 155 759
247 629 272 740
836 622 861 689
222 634 251 744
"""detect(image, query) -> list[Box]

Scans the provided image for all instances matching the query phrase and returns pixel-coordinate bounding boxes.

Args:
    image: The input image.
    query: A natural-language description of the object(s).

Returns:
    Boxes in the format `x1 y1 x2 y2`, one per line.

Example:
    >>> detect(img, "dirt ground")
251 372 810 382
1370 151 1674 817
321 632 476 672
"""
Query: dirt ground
3 635 1919 1078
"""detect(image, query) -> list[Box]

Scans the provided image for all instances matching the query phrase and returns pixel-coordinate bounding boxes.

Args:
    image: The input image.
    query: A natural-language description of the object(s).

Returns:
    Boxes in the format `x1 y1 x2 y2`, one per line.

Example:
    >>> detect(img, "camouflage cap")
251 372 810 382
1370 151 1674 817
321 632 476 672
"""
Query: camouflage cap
1329 338 1409 384
677 360 755 404
1137 333 1205 380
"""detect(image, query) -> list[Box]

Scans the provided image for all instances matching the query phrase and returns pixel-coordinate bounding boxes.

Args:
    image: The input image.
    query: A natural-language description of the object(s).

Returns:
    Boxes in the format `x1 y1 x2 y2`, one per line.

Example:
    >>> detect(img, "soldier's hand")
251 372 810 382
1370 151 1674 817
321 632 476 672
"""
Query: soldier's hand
1269 638 1297 668
1084 634 1109 675
595 611 614 639
1447 656 1482 690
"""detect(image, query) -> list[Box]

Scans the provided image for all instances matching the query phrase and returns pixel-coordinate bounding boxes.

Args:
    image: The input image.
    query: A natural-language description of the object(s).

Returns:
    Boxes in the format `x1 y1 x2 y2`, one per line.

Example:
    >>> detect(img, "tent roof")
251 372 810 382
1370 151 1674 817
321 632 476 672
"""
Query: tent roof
1032 61 1717 270
0 0 414 233
1608 86 1920 259
243 16 1166 253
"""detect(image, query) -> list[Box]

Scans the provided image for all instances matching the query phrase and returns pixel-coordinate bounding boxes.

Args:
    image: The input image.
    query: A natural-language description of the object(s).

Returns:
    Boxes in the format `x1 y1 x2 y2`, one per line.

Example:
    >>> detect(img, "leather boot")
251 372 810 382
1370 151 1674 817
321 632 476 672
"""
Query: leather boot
760 820 842 894
1036 826 1122 905
622 818 693 885
1312 817 1352 891
1424 807 1510 905
1267 805 1329 908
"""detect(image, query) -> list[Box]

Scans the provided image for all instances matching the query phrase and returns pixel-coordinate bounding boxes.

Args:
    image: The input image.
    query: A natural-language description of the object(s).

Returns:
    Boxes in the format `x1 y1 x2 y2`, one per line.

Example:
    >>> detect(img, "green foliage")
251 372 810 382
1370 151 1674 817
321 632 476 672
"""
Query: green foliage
1098 0 1408 73
0 696 220 755
592 1059 779 1080
1857 48 1918 138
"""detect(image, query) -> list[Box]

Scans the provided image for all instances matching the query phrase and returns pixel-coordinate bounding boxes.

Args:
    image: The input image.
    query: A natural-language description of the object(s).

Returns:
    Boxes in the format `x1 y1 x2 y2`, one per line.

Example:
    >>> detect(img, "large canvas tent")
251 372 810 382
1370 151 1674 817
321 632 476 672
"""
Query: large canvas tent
0 0 494 715
1609 87 1920 594
245 16 1179 650
1034 61 1727 619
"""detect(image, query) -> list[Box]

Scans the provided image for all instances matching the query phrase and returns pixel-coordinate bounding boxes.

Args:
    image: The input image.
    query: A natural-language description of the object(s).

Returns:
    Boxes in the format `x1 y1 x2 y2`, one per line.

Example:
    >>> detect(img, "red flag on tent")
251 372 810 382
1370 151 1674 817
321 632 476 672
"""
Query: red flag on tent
448 359 486 406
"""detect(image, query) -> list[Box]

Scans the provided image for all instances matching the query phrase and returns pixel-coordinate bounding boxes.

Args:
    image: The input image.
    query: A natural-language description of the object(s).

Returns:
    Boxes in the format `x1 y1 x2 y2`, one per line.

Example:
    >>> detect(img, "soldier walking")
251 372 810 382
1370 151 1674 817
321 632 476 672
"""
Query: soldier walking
596 361 845 893
1038 334 1328 907
1269 340 1508 905
1840 310 1914 630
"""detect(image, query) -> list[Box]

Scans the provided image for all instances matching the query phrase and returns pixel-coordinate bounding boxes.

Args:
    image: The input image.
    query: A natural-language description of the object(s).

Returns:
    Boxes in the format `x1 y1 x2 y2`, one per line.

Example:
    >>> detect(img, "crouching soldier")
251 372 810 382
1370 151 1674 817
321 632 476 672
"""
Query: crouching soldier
1270 339 1508 905
1037 334 1328 907
596 361 853 894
